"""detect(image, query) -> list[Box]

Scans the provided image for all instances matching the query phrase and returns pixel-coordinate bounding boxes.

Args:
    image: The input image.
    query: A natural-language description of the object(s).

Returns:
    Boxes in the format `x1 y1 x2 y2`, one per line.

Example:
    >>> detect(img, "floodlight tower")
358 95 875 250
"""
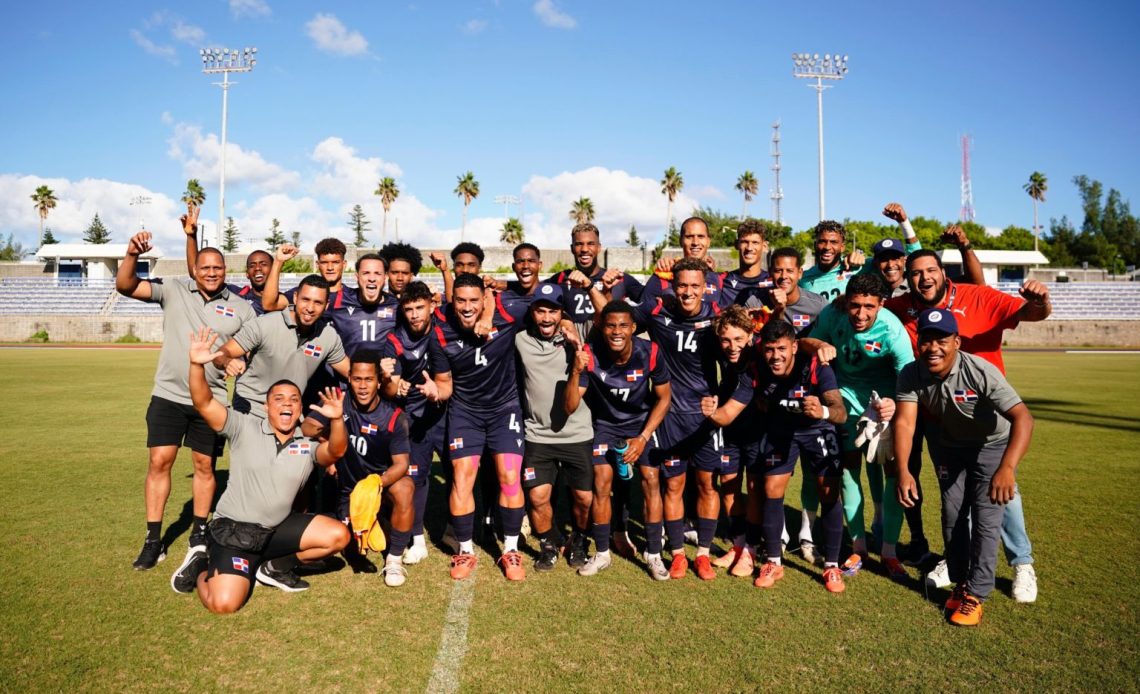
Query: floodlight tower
201 46 257 248
493 194 520 223
791 52 848 222
770 121 784 225
959 134 975 222
130 195 152 230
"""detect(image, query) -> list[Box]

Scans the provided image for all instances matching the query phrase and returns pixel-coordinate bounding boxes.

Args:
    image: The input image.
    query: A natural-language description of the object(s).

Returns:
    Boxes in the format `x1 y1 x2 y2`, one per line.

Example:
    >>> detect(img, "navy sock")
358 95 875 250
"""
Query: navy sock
763 497 785 560
697 517 717 549
412 483 428 536
665 518 685 551
612 478 631 532
729 514 745 540
821 496 843 564
745 521 763 548
389 529 412 557
500 505 525 537
145 521 161 543
593 522 611 553
646 521 664 554
453 512 476 544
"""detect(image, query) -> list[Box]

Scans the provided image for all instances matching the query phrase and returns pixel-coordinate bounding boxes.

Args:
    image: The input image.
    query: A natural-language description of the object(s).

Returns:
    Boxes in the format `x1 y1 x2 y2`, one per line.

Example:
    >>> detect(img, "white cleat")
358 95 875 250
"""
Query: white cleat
578 551 612 577
925 559 951 589
1012 564 1038 603
403 541 428 565
383 560 408 587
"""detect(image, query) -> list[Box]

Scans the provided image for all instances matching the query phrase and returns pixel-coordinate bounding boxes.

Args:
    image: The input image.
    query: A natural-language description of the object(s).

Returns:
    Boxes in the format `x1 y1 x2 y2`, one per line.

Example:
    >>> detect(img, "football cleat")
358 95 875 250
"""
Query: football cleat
449 552 477 580
949 594 984 627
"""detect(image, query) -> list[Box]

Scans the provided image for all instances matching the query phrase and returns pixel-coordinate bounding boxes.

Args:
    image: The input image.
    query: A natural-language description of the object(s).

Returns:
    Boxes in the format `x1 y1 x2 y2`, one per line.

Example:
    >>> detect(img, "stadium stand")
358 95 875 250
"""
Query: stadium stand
994 282 1140 320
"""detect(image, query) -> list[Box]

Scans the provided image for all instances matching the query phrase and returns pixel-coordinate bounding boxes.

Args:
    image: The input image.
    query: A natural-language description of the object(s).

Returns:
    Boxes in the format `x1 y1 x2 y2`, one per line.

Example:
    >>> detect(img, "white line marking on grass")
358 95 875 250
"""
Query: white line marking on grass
1065 350 1140 354
426 578 475 694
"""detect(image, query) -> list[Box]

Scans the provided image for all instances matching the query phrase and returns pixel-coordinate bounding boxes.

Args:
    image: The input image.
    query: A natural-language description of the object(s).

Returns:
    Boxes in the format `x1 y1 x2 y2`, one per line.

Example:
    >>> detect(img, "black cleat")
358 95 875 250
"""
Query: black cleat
534 540 559 572
566 532 589 569
171 547 208 594
133 539 167 571
188 533 208 552
255 562 310 592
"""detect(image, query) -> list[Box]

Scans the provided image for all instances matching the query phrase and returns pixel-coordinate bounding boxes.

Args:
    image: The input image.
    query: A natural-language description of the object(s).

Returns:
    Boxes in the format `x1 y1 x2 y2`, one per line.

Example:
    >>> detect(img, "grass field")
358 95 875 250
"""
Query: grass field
1 348 1138 693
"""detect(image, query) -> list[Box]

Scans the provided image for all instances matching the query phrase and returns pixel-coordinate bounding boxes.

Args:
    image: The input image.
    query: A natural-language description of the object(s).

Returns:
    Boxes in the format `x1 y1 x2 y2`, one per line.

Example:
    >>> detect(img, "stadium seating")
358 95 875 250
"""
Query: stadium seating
994 282 1140 320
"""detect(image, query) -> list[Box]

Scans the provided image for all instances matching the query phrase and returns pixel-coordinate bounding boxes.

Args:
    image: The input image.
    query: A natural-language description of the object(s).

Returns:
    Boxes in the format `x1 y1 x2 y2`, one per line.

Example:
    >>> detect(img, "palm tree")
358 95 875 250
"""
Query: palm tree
374 177 400 244
454 171 480 241
660 166 684 238
735 171 759 219
500 217 524 245
31 185 58 248
569 197 596 224
182 179 206 209
1023 172 1048 253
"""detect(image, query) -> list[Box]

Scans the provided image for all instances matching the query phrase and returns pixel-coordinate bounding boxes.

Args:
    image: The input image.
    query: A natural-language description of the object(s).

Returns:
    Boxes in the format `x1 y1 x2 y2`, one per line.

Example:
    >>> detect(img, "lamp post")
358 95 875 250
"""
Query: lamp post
792 52 848 222
201 46 257 248
129 195 152 230
493 194 520 223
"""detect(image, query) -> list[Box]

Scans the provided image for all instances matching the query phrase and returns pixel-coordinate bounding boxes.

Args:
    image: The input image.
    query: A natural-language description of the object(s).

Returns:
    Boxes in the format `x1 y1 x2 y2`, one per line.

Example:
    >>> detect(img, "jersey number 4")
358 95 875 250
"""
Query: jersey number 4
474 347 488 366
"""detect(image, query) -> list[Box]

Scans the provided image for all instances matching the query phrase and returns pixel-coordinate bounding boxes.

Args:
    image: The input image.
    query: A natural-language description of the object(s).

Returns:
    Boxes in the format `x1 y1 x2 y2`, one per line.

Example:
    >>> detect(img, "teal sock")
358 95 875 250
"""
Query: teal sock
883 475 904 546
841 467 865 542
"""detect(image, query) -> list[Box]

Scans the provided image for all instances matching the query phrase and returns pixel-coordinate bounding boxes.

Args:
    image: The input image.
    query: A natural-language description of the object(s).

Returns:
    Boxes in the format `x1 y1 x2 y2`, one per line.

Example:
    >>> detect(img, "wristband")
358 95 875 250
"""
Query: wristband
960 242 973 252
899 219 915 239
821 405 830 421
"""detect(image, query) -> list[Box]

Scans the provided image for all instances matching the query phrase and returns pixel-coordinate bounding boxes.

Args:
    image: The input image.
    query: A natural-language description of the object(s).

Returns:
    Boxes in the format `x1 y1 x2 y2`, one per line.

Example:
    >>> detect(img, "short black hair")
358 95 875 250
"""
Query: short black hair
197 246 225 263
513 243 540 260
453 273 485 293
314 238 347 258
451 242 485 264
736 219 768 242
245 250 271 265
672 256 707 281
400 280 434 305
760 318 797 344
599 299 634 323
571 223 600 240
813 220 846 241
769 246 803 268
266 379 301 397
680 217 709 236
906 248 943 271
845 272 888 301
297 274 331 295
355 252 388 273
350 350 382 371
379 242 423 275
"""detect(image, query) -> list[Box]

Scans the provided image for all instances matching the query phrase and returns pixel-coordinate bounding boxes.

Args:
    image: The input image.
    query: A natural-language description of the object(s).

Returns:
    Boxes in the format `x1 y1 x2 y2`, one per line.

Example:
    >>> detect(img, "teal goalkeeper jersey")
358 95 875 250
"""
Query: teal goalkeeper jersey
801 239 921 301
811 303 914 409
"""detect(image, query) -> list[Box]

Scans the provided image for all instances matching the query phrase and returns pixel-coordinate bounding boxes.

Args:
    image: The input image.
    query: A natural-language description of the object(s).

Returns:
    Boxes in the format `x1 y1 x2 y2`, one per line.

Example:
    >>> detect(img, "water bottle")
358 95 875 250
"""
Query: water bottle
612 440 633 480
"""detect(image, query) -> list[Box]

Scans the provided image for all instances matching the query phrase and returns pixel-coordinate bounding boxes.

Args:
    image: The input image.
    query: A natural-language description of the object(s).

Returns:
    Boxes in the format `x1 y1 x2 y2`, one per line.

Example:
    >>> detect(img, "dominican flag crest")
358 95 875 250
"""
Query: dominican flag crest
720 454 731 464
664 458 682 468
287 441 312 455
523 467 537 481
303 342 323 358
486 327 499 340
449 437 464 451
593 444 608 456
214 304 235 318
626 369 644 382
378 307 394 319
791 313 810 328
408 464 419 476
863 340 883 354
360 423 378 435
765 453 782 467
791 386 807 399
953 389 979 403
705 283 717 295
232 557 250 573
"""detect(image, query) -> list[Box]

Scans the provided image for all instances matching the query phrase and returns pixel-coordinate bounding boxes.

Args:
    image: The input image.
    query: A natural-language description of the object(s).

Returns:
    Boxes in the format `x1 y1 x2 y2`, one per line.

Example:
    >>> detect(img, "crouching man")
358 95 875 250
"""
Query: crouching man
171 328 350 613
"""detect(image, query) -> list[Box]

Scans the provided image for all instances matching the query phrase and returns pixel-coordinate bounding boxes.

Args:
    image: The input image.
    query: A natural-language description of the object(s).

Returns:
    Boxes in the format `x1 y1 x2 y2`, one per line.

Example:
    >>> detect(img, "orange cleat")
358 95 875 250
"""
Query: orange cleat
823 566 846 593
498 550 526 582
945 583 967 612
753 561 785 589
949 594 984 627
695 555 716 580
449 552 477 580
711 545 741 569
669 552 689 579
883 557 908 582
841 553 865 576
729 548 756 578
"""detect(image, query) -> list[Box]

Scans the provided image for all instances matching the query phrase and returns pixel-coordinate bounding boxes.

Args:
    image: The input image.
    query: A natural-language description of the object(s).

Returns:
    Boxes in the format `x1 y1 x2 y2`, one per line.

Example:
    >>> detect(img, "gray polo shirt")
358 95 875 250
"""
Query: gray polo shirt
515 329 593 444
232 310 347 415
145 278 256 405
215 410 317 528
896 351 1023 447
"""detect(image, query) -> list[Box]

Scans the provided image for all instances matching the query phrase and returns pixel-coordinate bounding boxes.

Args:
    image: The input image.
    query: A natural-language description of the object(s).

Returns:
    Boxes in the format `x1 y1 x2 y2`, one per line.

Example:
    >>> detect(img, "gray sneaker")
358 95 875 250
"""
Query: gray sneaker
578 551 612 576
645 552 670 581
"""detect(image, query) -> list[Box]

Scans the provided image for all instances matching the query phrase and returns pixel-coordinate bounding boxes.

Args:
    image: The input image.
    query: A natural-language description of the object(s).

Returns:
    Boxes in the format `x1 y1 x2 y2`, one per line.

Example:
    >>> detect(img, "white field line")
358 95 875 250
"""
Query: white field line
425 577 475 694
1064 350 1140 354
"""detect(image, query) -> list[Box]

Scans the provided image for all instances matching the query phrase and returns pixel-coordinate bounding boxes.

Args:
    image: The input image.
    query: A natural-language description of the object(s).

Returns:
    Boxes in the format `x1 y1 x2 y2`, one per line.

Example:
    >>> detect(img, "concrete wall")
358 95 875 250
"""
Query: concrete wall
1003 320 1140 348
6 315 163 343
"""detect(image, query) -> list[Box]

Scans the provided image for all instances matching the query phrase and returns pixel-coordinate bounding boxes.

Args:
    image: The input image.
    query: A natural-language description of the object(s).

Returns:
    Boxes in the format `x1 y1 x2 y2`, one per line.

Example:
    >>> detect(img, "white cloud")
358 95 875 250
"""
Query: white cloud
462 19 489 34
230 0 271 18
533 0 576 29
306 13 370 57
170 20 206 46
166 121 301 193
130 29 177 63
309 137 402 202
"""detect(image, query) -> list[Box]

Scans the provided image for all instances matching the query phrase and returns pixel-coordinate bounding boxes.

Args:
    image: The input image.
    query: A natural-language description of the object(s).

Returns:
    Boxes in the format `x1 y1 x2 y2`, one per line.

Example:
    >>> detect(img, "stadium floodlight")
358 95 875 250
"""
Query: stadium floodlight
130 195 152 231
792 51 849 221
493 194 521 222
201 45 257 248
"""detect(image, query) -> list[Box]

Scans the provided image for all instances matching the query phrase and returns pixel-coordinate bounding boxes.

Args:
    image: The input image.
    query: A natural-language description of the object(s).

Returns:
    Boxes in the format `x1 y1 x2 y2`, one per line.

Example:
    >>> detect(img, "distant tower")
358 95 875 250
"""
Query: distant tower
770 120 784 225
960 134 975 222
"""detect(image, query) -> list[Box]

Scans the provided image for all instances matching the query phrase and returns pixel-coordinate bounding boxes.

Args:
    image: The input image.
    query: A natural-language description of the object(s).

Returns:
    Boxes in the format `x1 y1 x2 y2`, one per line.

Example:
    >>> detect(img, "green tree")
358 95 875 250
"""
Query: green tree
290 231 302 248
1023 172 1047 252
265 218 286 251
735 171 759 219
500 217 524 245
1045 216 1078 266
41 227 58 245
569 197 596 224
182 178 206 209
660 166 684 239
348 204 371 247
454 171 480 241
31 185 57 249
83 213 111 244
1073 175 1103 236
222 217 240 253
374 177 400 244
0 233 28 261
282 256 313 274
626 225 640 248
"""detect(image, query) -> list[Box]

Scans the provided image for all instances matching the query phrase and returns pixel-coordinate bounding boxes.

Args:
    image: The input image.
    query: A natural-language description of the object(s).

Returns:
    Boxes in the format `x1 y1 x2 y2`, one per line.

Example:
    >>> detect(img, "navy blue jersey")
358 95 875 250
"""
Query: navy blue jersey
718 269 772 307
381 321 451 419
641 268 723 307
753 351 839 440
227 283 266 316
330 294 399 359
498 281 539 315
716 353 759 442
548 268 644 323
579 336 669 431
309 397 410 489
429 295 527 411
632 297 720 414
285 284 357 314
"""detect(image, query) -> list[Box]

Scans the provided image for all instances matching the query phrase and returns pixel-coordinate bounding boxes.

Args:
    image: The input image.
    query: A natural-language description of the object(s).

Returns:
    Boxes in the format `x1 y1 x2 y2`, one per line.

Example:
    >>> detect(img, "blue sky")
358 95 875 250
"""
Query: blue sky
2 0 1137 254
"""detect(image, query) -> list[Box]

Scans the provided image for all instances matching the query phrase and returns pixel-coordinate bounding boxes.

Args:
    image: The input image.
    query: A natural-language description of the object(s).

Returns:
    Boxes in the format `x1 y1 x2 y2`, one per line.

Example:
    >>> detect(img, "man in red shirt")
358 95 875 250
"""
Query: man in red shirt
885 247 1048 604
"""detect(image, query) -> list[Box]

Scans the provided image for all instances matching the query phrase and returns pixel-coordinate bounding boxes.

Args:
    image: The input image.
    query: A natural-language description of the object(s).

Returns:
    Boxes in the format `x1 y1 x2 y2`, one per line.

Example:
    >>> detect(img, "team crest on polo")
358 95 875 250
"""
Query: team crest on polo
953 389 979 403
791 313 810 328
360 423 378 435
287 442 312 455
863 340 883 354
626 369 644 382
214 304 235 318
303 343 323 358
232 557 250 573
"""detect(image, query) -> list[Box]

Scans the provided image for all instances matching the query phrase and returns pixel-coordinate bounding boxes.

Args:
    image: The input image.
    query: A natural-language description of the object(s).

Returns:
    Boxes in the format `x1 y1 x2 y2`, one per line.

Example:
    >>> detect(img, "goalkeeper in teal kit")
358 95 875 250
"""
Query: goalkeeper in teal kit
801 273 914 579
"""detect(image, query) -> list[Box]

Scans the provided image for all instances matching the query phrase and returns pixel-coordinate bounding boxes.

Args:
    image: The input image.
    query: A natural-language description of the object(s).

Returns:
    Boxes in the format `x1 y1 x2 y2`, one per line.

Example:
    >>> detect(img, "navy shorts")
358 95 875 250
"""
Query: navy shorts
145 396 222 457
408 406 447 487
647 411 721 478
206 513 314 584
718 436 757 477
754 429 842 478
592 425 650 468
447 401 525 460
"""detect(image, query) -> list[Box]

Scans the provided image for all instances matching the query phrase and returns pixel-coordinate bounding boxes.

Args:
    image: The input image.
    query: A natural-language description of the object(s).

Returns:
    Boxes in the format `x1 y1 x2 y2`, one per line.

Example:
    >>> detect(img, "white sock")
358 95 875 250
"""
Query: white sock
503 535 519 552
852 537 867 555
459 539 474 554
800 509 816 543
824 561 838 568
769 555 782 566
596 550 610 560
882 542 896 559
412 534 426 549
781 523 790 545
386 554 402 566
645 552 661 560
696 547 710 557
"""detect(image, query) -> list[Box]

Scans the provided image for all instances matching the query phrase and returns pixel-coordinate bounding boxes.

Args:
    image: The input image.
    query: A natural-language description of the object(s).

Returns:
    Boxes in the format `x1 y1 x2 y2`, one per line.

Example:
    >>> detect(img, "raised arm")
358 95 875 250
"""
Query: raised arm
188 327 229 431
1015 280 1052 323
430 252 453 303
311 387 348 467
940 224 985 285
116 232 154 300
183 205 200 278
261 244 298 313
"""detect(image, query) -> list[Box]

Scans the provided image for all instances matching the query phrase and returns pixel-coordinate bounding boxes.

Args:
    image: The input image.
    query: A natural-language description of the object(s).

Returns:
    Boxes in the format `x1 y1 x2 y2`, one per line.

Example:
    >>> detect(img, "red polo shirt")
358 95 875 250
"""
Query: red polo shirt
885 279 1024 373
